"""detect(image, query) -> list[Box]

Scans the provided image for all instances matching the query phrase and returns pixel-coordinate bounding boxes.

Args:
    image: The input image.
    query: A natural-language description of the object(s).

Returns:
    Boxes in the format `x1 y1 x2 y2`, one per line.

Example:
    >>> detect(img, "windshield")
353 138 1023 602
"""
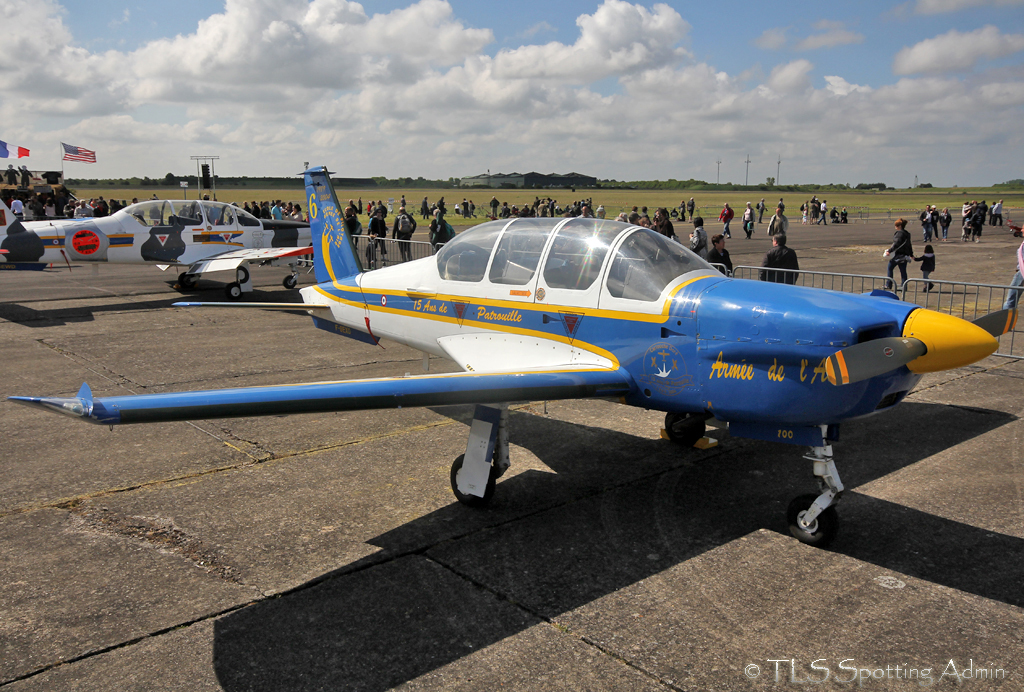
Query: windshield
435 220 504 282
606 228 713 301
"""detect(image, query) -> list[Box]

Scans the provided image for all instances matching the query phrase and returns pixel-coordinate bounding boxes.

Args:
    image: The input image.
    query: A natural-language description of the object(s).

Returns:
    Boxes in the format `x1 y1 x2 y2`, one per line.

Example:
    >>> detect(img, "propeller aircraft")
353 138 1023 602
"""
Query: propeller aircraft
0 197 311 298
10 166 1017 547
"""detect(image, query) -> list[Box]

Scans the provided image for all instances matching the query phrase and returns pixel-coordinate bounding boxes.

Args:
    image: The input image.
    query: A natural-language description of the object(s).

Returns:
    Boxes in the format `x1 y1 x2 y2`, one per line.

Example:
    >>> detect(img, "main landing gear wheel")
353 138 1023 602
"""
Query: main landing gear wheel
787 494 839 548
177 272 198 290
224 282 243 300
236 266 250 285
664 412 706 447
450 453 496 507
283 274 298 289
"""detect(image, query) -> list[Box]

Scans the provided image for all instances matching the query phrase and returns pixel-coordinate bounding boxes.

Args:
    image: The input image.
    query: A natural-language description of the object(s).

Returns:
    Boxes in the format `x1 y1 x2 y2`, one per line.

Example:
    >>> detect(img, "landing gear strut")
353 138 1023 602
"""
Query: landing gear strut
225 264 253 301
450 404 510 507
787 431 844 548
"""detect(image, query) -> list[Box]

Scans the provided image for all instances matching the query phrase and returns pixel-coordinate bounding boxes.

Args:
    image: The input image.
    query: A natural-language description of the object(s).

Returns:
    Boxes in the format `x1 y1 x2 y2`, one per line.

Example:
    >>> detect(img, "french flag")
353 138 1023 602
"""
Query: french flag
0 140 30 158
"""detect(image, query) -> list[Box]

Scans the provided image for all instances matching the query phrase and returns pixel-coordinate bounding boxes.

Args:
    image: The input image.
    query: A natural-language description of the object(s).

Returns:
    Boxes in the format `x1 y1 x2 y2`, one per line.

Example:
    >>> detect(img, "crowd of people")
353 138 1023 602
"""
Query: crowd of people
241 200 305 221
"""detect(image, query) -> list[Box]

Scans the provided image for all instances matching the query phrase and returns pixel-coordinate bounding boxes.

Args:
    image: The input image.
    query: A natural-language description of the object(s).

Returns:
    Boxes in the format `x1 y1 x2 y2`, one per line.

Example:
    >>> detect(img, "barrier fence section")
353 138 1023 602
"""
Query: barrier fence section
350 236 437 269
731 265 1022 359
732 265 894 293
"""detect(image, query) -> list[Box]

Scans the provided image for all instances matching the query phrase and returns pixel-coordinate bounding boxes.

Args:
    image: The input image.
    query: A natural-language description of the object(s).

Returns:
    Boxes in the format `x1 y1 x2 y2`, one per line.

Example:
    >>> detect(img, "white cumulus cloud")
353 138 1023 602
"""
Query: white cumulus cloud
755 27 788 50
767 59 814 93
491 0 690 82
795 28 864 51
893 25 1024 74
0 0 1021 186
914 0 1024 13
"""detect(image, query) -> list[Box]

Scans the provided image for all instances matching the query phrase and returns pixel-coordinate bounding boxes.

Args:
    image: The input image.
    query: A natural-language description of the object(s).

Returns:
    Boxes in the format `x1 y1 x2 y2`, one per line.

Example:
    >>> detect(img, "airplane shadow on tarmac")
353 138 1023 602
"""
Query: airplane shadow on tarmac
212 400 1018 691
0 297 180 327
0 284 305 327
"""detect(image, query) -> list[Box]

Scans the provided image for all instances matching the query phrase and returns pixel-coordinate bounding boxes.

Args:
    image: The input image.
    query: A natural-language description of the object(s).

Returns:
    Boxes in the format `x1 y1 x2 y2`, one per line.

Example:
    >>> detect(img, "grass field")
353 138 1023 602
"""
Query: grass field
75 185 1024 228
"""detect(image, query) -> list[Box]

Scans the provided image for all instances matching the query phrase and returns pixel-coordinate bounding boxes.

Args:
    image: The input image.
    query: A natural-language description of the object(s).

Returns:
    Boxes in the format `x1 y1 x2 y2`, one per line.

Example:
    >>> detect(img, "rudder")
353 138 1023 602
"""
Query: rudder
304 166 363 283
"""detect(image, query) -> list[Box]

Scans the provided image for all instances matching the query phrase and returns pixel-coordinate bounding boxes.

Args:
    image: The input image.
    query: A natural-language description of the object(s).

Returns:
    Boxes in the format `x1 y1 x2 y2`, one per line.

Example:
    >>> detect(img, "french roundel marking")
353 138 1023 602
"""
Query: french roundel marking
381 295 387 307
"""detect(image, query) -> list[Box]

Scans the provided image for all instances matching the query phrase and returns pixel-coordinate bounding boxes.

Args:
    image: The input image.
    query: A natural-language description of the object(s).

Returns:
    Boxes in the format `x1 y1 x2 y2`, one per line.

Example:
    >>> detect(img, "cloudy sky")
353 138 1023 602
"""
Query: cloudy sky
2 0 1022 186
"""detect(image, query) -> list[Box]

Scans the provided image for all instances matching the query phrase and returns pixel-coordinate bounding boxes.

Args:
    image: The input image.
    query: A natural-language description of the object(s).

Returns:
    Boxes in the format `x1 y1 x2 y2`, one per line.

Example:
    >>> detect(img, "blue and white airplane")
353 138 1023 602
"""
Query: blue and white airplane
10 167 1017 547
0 197 311 298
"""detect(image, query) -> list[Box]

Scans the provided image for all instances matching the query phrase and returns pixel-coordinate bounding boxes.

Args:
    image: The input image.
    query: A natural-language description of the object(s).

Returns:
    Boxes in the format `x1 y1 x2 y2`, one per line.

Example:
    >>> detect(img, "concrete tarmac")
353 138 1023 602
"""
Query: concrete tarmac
1 218 1022 690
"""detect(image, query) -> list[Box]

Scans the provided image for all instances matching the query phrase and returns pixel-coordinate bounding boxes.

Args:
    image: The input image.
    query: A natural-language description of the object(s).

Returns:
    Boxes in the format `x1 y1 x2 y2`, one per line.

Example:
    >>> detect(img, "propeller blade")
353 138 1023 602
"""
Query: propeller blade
825 337 927 386
971 308 1018 337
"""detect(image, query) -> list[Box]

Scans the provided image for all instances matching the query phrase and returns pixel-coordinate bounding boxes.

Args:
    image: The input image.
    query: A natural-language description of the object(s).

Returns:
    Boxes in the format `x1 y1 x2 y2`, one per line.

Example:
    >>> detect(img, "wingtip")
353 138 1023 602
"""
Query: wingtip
8 388 93 419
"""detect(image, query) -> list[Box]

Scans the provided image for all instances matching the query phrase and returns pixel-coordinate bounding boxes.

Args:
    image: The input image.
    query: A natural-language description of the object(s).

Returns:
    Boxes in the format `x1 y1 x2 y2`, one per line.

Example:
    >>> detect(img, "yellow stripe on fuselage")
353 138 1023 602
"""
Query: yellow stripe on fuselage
312 272 718 368
317 272 717 323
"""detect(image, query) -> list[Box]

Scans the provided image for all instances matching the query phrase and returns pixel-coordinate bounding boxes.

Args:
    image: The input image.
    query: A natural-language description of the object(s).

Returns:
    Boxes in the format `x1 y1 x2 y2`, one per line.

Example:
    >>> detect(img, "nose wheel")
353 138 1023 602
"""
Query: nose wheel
787 494 838 547
786 435 844 548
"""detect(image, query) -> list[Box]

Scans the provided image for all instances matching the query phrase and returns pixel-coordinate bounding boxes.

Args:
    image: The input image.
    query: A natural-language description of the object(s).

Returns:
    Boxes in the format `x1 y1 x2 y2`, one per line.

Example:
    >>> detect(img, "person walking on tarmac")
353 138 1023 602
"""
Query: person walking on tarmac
391 206 417 262
884 218 914 289
366 208 388 269
719 202 734 238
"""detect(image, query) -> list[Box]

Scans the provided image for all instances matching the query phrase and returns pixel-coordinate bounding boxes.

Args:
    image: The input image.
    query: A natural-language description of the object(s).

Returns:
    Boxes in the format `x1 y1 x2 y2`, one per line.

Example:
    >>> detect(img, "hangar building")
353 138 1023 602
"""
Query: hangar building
459 172 597 189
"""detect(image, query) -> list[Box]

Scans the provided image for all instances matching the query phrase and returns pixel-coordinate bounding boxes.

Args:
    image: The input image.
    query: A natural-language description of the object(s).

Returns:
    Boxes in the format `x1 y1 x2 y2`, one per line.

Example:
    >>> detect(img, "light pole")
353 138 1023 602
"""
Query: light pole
777 156 781 186
744 154 751 186
716 158 722 185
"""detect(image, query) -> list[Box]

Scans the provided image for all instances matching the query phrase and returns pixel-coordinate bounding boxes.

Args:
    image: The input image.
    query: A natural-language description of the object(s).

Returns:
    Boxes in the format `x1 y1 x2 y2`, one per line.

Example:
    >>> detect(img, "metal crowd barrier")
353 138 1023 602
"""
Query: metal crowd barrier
350 236 437 269
732 266 893 293
730 265 1022 359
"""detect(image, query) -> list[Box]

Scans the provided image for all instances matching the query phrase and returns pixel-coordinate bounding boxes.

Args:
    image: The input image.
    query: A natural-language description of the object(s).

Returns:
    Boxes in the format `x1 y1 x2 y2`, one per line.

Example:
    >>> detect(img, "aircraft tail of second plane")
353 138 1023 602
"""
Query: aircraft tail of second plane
303 166 363 284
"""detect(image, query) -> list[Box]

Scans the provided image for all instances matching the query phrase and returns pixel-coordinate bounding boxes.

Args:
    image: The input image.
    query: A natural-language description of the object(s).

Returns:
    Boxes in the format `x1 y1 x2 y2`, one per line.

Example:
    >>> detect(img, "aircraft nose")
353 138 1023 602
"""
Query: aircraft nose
903 308 998 373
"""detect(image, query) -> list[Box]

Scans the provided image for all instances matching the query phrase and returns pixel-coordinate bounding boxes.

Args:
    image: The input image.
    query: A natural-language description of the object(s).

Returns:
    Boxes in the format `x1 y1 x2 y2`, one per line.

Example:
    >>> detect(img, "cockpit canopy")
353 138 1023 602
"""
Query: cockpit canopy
120 200 261 228
434 218 712 301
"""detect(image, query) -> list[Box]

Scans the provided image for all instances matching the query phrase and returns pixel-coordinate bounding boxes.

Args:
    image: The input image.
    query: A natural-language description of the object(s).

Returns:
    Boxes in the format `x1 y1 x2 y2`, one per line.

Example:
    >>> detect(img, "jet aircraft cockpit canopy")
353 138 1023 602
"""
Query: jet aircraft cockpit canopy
122 200 202 227
435 218 713 302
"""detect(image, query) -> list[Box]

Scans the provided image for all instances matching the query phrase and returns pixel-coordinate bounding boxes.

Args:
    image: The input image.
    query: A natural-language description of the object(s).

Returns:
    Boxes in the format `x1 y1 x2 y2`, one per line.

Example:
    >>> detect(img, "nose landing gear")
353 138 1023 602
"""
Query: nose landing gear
787 435 844 547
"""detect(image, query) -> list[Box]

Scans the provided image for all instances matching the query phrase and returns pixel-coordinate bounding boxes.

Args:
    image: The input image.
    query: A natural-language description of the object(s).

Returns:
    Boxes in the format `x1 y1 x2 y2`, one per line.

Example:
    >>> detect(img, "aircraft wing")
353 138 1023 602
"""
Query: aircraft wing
187 246 312 274
9 367 634 426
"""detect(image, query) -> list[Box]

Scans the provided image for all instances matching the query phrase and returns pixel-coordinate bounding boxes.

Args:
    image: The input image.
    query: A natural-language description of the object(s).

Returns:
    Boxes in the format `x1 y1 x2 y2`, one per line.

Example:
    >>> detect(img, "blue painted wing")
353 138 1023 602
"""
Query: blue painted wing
9 368 634 426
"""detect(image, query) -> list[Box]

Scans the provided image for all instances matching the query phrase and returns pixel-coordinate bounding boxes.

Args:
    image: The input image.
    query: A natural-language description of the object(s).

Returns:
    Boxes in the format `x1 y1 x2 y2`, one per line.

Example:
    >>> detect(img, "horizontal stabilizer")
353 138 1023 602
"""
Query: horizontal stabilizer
8 368 634 426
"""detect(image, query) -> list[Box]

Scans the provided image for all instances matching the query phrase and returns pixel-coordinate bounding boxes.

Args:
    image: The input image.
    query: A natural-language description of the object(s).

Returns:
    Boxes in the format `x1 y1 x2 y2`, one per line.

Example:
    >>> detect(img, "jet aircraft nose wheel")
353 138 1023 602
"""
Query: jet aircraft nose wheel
450 453 496 507
177 272 198 290
283 274 298 290
664 412 707 447
224 282 243 301
786 494 839 548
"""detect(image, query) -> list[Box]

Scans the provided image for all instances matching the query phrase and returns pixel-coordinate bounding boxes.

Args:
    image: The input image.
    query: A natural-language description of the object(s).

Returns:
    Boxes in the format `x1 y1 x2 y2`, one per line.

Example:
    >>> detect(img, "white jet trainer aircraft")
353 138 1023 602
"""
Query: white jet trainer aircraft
0 198 311 298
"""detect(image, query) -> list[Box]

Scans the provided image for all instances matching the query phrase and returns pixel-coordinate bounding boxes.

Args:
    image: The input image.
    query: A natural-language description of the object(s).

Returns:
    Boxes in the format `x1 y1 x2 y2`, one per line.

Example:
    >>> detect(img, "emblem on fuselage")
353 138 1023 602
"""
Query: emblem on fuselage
637 342 693 396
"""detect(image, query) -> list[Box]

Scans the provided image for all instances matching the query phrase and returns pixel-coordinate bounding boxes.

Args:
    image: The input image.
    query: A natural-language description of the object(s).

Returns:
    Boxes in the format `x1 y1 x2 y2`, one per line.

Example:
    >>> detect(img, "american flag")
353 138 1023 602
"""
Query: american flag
61 142 96 163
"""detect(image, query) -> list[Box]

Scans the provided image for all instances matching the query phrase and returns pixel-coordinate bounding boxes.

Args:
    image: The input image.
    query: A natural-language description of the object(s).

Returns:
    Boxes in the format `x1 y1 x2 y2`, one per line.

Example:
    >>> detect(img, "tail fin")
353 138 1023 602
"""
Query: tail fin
303 166 363 283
